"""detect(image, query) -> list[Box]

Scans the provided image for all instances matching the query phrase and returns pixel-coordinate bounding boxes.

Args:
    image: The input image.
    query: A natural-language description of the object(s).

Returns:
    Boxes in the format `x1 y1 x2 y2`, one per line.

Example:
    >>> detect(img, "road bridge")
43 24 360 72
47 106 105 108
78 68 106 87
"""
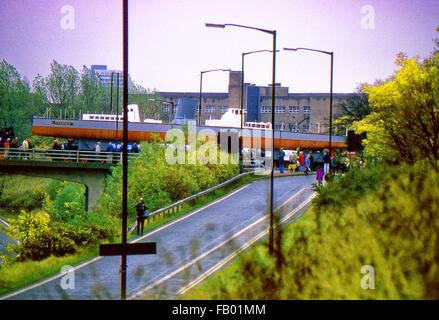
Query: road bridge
0 148 134 211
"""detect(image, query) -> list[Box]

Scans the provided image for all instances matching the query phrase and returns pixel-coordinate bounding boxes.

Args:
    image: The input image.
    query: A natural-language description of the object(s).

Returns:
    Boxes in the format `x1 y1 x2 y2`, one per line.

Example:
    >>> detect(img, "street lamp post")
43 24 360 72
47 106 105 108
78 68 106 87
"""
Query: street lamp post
206 23 277 255
240 49 276 173
283 47 334 158
199 69 231 126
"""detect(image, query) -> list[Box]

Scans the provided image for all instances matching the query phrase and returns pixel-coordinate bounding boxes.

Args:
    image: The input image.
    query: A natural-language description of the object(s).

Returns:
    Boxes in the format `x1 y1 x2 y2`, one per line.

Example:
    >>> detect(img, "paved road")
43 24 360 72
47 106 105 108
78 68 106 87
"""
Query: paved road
0 217 18 264
1 175 316 300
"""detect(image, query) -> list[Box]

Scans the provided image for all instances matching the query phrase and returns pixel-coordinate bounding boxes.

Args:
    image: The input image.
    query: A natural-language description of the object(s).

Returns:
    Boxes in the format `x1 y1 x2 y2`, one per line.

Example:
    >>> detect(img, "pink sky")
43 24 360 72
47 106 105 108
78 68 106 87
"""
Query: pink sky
1 0 438 93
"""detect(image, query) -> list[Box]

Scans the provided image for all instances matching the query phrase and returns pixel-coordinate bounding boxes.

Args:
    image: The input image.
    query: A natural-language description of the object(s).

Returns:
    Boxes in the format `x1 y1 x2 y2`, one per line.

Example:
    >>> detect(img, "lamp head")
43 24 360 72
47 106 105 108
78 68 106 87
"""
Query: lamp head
205 23 226 28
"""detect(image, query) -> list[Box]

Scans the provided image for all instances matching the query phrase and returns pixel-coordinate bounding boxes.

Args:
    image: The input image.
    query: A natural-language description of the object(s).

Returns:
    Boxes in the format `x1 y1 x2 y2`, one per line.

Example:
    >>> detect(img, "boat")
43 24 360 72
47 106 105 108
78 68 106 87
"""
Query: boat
31 99 346 151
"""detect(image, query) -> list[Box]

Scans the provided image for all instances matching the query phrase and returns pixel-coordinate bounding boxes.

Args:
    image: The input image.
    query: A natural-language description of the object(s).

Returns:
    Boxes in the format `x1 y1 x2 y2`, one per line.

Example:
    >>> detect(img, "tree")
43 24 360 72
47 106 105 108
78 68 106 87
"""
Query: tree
333 85 372 135
0 59 45 138
33 60 80 116
129 91 167 121
79 65 107 114
354 51 439 170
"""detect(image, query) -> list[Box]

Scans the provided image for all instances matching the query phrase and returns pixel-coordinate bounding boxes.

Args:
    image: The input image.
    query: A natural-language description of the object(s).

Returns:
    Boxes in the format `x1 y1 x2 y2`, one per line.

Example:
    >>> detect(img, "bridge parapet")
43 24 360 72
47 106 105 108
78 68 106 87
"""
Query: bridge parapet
0 148 138 212
0 148 137 165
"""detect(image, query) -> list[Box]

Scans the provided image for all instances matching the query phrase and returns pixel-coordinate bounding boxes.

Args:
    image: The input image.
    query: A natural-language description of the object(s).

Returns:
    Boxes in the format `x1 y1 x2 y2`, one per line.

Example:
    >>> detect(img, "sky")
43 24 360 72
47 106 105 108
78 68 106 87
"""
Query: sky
0 0 438 94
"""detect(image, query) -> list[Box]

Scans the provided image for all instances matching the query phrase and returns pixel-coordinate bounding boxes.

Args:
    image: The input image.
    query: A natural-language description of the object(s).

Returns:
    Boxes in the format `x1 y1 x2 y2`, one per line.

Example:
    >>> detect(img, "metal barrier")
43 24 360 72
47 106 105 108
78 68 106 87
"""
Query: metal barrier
128 170 255 235
0 148 138 164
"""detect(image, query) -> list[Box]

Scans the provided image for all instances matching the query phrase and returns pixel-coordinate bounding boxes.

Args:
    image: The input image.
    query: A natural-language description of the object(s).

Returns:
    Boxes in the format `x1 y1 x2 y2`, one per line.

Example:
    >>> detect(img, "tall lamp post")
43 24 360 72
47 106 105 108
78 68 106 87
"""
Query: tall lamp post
199 69 231 125
206 23 277 255
240 49 276 173
283 47 334 158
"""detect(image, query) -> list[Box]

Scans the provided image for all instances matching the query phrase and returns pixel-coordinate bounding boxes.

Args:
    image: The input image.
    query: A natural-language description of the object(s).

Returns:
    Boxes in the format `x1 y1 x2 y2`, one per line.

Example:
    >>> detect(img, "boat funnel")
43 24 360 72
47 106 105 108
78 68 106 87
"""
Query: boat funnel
171 98 197 125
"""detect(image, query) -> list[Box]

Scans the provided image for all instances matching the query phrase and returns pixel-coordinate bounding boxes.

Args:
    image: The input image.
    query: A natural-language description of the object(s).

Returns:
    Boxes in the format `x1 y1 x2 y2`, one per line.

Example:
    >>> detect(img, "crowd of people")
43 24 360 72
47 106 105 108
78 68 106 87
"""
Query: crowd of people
276 148 353 186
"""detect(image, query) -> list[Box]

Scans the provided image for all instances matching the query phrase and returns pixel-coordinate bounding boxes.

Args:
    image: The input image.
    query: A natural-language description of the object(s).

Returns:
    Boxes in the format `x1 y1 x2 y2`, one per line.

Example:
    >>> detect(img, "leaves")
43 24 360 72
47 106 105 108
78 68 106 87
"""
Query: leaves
355 52 439 170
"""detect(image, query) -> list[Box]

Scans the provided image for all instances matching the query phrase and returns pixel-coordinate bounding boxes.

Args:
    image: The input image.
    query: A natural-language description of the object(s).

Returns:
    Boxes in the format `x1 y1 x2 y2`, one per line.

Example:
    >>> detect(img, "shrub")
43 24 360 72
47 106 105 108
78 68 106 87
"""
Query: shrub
189 163 439 299
2 210 117 263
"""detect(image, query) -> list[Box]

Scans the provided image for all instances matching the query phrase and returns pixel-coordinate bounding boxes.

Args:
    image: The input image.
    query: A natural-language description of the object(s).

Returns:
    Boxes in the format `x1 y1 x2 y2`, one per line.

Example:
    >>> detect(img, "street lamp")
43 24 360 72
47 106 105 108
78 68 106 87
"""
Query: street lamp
283 47 334 159
206 22 277 255
199 69 231 125
240 49 276 174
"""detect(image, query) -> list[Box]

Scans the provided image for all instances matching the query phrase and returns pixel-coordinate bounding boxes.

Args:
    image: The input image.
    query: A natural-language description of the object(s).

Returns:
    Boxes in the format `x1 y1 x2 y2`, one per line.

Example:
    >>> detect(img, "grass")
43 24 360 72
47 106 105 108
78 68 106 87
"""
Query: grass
0 246 99 296
0 172 259 297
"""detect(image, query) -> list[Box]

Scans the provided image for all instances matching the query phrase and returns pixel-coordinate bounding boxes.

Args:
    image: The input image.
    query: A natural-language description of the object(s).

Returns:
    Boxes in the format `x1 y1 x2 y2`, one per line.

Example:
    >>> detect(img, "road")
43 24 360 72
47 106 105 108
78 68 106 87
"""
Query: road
0 216 18 264
1 175 316 300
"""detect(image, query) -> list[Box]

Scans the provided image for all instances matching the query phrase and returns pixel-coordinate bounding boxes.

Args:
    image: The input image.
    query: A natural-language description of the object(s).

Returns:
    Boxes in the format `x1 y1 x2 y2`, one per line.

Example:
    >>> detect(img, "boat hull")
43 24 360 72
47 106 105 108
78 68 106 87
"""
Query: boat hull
31 117 347 150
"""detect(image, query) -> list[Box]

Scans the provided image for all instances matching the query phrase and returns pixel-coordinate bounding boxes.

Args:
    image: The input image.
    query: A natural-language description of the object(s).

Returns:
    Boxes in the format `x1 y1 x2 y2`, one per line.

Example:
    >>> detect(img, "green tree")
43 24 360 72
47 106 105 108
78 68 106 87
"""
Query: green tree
333 85 372 135
0 59 45 138
354 51 439 169
78 66 107 114
129 91 167 121
33 60 80 117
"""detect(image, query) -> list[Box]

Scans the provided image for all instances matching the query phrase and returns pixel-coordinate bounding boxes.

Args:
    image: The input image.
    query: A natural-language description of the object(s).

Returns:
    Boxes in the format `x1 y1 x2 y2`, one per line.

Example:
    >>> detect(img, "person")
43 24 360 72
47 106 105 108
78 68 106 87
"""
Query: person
95 141 101 153
135 198 148 236
305 154 311 176
298 151 305 172
20 138 29 159
316 166 324 186
106 142 115 152
323 150 330 174
331 153 337 174
52 139 61 150
22 138 29 151
278 147 285 174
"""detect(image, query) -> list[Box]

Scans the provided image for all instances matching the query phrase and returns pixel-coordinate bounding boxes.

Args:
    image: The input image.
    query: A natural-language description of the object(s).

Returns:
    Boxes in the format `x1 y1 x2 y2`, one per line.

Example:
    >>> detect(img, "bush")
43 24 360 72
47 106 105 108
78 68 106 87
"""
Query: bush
99 140 239 219
312 163 386 212
0 176 52 212
189 163 439 299
2 210 117 263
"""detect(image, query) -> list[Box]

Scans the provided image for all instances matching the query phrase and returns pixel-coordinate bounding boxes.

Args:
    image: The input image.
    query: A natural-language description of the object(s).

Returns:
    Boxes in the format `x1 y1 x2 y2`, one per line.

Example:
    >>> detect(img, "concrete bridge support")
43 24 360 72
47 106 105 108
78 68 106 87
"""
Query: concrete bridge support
0 160 110 212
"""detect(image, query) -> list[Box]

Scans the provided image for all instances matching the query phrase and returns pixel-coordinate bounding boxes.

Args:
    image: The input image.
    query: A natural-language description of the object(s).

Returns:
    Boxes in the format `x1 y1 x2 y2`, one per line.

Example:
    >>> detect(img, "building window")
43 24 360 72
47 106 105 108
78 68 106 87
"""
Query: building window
205 105 215 113
303 124 310 133
289 106 300 113
275 106 286 113
303 106 311 114
219 106 228 113
261 106 271 113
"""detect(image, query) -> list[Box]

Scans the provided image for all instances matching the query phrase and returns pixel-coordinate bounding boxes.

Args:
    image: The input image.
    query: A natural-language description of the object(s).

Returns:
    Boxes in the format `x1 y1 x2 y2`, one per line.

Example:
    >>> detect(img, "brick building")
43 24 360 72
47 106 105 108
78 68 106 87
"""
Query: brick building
159 71 351 134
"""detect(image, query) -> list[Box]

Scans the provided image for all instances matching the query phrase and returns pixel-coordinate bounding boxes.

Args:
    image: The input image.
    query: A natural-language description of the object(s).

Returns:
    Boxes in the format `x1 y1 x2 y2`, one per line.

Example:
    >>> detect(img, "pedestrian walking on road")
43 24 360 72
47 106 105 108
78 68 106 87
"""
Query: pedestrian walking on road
305 154 311 176
323 150 330 174
278 147 285 174
135 197 148 236
299 151 305 172
316 167 324 186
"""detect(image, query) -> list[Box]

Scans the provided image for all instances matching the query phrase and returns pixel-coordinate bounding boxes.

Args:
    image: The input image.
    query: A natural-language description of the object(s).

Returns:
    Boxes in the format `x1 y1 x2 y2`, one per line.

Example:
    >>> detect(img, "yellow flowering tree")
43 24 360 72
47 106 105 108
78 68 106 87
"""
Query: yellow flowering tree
354 48 439 170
